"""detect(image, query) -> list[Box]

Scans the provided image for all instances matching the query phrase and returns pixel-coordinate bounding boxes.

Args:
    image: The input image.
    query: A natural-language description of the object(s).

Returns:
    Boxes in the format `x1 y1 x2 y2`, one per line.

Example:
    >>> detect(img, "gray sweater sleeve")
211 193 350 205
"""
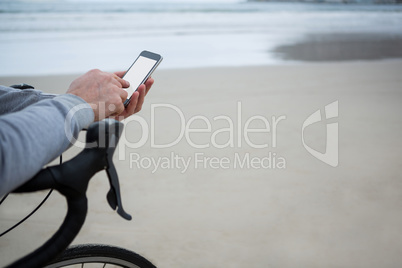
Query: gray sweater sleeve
0 86 95 197
0 85 56 114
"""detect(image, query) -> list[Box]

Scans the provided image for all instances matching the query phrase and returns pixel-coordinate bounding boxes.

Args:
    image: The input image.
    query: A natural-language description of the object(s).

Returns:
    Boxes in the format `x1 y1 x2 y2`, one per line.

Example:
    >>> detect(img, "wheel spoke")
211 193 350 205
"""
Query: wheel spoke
45 244 156 268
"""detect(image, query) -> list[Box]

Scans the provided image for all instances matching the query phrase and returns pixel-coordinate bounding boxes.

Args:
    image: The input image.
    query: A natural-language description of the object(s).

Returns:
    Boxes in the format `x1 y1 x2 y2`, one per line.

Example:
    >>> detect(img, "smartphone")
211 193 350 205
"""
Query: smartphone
122 50 163 107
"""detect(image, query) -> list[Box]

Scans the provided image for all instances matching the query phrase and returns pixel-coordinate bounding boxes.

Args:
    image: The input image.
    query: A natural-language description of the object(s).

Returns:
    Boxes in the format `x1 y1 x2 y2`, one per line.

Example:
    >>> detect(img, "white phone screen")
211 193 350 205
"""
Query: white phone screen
124 56 157 97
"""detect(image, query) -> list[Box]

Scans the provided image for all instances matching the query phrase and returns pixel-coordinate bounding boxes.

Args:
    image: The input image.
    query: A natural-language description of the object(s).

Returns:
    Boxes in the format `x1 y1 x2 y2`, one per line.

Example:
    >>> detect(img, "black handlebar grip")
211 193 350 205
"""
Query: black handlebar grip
8 119 127 267
7 196 88 268
12 168 56 193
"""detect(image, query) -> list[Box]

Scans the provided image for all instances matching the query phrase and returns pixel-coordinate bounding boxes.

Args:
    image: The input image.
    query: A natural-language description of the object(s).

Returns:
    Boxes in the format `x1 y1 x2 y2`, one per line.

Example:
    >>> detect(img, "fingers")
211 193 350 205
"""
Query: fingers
109 101 125 117
144 77 154 95
127 81 152 114
123 83 145 116
114 71 126 78
109 72 129 102
113 71 130 88
109 72 129 114
134 84 146 113
119 88 128 102
108 72 154 120
124 91 140 116
108 78 128 114
113 75 130 89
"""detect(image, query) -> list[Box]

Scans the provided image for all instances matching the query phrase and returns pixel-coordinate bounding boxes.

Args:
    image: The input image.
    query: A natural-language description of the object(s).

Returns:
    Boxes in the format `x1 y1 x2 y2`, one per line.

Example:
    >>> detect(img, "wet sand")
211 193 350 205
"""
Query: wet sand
273 33 402 62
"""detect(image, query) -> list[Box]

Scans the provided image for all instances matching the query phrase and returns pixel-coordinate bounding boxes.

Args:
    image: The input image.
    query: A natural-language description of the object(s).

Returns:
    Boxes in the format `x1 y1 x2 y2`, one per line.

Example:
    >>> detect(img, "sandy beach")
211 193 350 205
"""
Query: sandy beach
1 59 402 267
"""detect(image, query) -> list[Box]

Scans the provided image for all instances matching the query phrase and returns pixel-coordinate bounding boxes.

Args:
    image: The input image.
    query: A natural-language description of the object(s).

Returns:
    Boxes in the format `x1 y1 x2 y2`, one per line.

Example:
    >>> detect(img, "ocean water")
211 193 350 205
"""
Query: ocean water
0 0 402 76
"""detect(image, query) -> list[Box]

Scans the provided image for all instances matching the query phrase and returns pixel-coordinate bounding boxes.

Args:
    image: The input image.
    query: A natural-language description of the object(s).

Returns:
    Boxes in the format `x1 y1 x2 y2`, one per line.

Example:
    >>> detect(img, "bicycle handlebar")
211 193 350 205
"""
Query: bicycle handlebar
7 119 131 268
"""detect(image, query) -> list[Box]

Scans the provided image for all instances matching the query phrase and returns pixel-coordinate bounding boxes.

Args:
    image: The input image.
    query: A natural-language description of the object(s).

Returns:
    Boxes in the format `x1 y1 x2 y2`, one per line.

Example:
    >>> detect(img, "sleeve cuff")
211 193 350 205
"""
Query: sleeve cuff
53 94 95 129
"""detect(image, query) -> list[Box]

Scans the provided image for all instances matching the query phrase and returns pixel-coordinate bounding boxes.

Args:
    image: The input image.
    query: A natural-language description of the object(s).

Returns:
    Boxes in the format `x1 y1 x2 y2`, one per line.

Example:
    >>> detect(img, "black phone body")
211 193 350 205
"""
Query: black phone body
123 50 163 107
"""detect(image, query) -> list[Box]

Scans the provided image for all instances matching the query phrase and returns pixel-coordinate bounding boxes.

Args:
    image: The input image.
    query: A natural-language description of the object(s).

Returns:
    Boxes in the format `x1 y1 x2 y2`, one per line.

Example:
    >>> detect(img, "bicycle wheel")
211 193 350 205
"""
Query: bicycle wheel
45 244 156 268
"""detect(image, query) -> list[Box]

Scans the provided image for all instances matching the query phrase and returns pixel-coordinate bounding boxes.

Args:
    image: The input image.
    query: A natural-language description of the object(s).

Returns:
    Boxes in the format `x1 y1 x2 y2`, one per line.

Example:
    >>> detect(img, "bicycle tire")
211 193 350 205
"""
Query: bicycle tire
45 244 157 268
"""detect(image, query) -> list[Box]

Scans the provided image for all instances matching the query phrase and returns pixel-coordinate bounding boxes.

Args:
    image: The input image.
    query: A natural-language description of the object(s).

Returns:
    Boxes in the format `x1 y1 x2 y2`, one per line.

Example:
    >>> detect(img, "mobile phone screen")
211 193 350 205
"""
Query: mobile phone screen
123 56 157 97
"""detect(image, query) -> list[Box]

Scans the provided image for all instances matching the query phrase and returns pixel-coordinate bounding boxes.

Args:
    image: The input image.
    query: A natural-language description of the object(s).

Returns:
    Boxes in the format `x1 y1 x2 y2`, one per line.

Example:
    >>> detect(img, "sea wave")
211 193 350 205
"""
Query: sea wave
1 1 402 14
1 1 402 75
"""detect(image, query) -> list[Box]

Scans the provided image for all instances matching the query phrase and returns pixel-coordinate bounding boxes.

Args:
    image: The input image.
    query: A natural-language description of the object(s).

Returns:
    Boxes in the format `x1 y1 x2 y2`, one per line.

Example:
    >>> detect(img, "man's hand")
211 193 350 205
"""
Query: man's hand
111 71 154 121
67 69 154 122
67 69 129 121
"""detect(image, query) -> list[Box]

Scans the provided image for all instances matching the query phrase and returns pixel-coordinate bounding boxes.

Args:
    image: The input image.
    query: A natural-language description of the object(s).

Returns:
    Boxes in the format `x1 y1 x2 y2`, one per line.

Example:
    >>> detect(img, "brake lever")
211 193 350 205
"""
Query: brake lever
105 133 132 221
100 119 132 220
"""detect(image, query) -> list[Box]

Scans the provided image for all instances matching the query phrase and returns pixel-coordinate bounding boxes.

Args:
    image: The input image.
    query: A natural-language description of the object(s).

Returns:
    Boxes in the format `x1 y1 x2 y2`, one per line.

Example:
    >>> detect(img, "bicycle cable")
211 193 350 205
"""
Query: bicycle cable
0 194 9 206
0 155 62 238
